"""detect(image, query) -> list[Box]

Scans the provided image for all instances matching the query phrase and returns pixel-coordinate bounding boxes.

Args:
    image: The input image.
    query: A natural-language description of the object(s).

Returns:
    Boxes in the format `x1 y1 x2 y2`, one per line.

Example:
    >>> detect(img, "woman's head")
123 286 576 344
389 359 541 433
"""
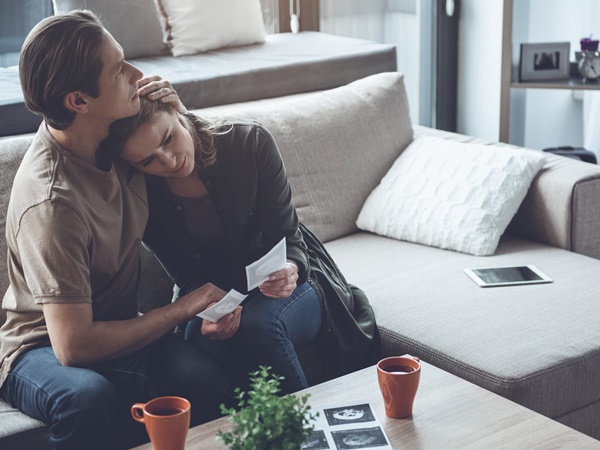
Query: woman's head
103 97 217 177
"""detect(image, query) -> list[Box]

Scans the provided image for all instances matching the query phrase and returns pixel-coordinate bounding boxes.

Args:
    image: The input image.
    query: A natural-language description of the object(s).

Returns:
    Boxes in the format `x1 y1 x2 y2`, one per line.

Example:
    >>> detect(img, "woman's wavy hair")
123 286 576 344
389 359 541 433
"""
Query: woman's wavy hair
102 97 229 169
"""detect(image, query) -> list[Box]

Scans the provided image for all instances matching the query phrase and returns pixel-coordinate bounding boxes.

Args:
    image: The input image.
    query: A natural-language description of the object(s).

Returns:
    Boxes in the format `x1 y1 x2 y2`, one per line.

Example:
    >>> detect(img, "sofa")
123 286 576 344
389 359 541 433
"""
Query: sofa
2 71 600 448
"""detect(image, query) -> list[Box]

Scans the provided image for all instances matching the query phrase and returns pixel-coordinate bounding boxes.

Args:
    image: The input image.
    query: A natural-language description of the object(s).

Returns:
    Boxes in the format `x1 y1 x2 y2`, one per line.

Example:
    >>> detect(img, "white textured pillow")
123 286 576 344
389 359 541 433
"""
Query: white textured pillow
356 136 547 256
156 0 266 56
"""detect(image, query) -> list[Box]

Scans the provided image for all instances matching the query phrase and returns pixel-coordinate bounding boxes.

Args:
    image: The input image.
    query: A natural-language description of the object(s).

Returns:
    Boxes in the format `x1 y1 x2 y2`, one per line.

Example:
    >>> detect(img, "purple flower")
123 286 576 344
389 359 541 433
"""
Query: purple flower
581 37 599 51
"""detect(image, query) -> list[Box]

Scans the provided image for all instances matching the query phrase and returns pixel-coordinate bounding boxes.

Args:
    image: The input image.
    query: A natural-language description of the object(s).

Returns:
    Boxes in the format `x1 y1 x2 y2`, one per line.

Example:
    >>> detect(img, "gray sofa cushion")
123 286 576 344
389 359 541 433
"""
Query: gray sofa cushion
325 232 600 420
0 400 49 450
134 32 397 109
51 0 168 59
195 71 413 243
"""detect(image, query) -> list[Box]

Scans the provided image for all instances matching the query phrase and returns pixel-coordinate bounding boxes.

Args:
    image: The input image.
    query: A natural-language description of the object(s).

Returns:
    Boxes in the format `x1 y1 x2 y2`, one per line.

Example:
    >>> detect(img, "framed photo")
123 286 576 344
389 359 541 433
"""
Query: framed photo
519 42 570 81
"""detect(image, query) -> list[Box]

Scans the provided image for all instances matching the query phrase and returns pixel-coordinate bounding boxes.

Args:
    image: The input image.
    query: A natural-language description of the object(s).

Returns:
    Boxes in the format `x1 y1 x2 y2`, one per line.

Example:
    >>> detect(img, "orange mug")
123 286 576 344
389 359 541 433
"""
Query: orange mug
377 355 421 419
131 396 191 450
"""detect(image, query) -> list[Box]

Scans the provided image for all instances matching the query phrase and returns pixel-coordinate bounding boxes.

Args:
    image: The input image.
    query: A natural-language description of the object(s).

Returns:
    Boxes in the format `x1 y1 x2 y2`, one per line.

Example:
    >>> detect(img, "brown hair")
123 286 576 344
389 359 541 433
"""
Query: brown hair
102 97 224 169
19 10 106 130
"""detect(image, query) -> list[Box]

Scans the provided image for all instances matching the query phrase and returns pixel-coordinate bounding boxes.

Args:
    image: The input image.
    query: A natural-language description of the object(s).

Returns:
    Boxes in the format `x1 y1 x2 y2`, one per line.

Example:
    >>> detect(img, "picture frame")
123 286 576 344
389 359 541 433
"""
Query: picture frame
519 42 570 81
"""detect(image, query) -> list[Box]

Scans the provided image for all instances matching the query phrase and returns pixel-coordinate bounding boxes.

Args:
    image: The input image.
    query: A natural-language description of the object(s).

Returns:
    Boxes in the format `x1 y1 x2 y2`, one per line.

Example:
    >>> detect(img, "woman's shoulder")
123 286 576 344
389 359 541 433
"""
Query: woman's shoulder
221 116 268 134
215 117 273 148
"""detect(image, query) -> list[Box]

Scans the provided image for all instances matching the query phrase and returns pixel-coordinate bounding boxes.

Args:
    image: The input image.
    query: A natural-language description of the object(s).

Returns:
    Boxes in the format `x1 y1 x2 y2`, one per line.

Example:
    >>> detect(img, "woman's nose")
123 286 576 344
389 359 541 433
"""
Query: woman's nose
164 152 177 168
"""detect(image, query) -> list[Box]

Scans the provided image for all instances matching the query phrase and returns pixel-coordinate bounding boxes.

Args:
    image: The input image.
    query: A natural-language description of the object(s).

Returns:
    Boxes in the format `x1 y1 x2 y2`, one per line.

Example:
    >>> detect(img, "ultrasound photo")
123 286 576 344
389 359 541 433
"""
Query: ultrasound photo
331 427 388 449
323 404 375 426
301 430 330 449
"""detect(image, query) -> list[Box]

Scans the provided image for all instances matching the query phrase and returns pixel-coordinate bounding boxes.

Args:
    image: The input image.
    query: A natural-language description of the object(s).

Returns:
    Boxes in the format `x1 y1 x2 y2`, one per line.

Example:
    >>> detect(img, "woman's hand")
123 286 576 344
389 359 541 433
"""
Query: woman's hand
137 75 187 114
201 305 242 340
259 261 299 299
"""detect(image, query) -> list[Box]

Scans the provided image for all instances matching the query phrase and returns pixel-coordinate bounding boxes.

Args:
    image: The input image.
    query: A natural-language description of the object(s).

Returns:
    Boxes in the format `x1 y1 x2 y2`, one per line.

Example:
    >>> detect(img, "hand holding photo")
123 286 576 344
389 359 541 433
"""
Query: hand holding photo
196 289 247 322
245 237 287 291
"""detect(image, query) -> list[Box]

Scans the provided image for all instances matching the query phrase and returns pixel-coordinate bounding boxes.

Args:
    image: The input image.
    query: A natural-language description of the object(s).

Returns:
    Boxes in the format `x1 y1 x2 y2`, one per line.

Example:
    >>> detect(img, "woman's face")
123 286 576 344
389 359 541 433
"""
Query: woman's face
119 110 195 177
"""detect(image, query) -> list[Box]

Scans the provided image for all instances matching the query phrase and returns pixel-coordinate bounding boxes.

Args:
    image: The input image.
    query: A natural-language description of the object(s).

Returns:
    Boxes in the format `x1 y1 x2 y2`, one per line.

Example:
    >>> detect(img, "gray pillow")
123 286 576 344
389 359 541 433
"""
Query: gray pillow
52 0 168 59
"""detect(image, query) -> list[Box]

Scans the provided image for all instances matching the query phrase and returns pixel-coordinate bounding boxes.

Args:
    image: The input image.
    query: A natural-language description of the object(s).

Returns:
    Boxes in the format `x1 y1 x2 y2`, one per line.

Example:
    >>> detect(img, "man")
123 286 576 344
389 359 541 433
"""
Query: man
0 10 239 449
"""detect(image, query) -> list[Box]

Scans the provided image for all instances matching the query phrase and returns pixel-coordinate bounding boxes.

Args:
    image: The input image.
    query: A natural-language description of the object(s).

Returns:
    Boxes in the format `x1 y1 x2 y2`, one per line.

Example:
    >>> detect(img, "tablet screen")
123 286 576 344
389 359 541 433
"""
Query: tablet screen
464 265 552 287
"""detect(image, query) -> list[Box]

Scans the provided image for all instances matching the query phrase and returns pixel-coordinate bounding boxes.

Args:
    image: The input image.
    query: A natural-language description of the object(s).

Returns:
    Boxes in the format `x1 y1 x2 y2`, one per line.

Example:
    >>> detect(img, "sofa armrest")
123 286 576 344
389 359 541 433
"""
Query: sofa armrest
509 154 600 260
413 125 600 260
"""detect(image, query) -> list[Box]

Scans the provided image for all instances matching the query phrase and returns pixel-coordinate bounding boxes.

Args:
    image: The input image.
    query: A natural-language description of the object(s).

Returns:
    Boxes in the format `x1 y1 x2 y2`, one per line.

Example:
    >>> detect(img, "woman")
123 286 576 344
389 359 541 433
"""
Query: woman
102 96 379 393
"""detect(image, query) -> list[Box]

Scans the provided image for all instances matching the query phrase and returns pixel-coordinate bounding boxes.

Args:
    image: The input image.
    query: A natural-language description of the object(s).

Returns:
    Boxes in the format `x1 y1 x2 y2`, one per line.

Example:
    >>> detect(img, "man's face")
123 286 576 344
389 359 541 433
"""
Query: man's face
85 32 143 122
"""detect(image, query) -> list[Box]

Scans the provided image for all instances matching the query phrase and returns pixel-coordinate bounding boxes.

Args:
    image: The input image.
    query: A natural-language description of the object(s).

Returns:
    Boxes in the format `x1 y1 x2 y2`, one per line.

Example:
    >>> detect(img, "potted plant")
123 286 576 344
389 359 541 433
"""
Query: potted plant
218 366 318 450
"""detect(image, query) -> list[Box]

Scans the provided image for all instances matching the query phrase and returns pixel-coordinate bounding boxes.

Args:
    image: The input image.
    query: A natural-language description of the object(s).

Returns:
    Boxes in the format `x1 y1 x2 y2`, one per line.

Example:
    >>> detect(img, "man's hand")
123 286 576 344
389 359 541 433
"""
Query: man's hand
259 261 299 298
137 75 187 113
180 283 227 318
201 305 242 340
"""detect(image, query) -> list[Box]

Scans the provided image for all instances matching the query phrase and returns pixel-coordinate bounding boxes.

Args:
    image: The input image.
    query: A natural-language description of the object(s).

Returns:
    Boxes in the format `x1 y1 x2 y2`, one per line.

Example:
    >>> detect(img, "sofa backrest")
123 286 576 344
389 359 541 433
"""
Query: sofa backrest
195 72 414 243
0 135 34 328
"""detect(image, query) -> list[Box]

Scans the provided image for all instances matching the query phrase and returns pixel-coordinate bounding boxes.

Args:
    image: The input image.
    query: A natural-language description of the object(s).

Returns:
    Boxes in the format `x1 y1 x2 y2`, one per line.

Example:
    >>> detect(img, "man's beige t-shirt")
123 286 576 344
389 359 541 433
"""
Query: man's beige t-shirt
0 125 148 386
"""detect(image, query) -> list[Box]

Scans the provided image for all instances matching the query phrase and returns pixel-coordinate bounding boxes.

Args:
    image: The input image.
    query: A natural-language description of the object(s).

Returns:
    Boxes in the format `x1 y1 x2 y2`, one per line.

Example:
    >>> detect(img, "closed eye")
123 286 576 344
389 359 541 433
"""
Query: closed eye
163 133 173 146
140 156 154 167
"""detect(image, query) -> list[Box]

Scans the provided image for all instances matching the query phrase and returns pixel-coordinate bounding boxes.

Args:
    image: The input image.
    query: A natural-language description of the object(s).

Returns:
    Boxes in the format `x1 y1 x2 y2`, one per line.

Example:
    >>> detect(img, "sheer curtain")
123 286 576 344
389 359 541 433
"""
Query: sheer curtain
320 0 387 42
260 0 279 34
319 0 420 123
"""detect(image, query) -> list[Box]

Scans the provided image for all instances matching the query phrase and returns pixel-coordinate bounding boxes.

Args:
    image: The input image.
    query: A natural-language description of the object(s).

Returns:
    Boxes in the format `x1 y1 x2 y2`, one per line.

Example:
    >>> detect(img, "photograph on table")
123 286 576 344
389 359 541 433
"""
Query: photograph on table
519 41 570 81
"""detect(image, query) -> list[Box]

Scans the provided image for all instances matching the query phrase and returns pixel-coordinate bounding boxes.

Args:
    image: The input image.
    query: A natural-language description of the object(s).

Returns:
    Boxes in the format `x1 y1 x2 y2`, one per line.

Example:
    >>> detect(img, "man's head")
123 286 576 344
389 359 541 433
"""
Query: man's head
20 10 142 130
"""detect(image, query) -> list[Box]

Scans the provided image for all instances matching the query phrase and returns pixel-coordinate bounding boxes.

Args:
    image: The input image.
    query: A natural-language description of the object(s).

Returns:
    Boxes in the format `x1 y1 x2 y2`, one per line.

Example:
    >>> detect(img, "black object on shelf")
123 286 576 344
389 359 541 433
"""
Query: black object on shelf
543 146 597 164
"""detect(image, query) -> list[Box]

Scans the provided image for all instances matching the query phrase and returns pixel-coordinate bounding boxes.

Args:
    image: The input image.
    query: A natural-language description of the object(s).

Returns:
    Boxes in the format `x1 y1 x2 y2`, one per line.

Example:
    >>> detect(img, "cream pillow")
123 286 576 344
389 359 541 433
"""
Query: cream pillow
155 0 266 56
356 136 547 256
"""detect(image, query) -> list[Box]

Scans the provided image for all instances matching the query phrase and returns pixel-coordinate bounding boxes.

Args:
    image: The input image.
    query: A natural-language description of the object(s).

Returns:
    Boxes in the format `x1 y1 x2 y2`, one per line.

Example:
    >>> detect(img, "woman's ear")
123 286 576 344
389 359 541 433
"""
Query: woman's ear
64 91 89 114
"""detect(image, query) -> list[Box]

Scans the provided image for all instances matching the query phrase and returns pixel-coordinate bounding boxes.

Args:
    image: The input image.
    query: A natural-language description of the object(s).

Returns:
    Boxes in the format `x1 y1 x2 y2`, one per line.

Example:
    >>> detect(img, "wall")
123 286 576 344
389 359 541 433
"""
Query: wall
519 0 596 149
320 2 420 123
456 0 504 141
457 0 600 149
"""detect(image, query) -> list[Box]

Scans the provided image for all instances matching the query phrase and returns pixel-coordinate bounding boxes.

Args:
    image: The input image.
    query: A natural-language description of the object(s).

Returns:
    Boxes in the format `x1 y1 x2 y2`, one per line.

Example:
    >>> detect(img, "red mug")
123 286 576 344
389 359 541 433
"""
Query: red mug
131 396 191 450
377 355 421 419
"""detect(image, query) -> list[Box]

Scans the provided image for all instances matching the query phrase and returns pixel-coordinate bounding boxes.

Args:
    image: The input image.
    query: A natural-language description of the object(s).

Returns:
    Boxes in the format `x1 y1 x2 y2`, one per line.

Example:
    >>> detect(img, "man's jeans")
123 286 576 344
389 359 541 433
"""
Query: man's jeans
186 280 322 394
1 335 231 450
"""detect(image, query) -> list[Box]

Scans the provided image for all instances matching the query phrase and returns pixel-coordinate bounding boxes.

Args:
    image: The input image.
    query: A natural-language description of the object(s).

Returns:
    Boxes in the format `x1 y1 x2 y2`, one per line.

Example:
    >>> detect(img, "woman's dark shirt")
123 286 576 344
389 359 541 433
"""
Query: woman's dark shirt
142 119 309 293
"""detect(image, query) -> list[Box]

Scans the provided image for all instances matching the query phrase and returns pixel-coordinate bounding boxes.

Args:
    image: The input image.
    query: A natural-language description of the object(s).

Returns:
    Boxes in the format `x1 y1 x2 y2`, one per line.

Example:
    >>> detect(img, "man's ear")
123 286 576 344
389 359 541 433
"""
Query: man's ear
64 92 89 114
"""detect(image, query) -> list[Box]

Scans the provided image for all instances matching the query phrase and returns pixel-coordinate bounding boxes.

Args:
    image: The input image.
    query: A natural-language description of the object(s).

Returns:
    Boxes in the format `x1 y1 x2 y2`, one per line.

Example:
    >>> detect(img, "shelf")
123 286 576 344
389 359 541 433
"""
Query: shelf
500 0 600 142
511 77 600 90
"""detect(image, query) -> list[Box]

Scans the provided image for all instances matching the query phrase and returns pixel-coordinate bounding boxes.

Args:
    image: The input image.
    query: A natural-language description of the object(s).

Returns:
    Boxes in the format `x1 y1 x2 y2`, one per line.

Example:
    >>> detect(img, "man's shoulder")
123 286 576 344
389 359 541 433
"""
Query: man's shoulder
10 131 62 212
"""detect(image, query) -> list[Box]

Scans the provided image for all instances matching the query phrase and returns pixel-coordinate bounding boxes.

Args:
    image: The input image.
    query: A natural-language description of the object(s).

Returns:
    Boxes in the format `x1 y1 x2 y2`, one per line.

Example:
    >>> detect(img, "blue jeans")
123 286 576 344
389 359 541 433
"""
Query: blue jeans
1 335 231 450
185 280 322 395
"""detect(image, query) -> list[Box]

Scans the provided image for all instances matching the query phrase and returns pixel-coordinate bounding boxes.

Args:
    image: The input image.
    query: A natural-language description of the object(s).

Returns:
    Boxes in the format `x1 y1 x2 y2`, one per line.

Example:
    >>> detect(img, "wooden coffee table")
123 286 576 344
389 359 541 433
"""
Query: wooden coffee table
134 361 600 449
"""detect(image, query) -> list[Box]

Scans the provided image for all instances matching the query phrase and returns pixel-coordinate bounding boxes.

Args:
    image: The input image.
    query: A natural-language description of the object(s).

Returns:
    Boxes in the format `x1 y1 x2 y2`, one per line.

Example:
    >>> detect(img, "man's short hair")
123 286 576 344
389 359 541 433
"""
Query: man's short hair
20 10 106 130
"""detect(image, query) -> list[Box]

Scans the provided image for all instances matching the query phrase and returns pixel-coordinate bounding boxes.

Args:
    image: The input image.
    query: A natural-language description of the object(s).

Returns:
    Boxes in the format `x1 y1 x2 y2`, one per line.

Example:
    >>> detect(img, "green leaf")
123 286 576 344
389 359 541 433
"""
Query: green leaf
217 367 316 450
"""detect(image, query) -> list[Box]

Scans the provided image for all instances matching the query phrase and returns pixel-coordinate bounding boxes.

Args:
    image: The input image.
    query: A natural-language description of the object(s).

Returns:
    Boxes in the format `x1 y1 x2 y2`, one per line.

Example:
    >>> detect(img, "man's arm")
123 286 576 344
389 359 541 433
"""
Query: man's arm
44 283 224 367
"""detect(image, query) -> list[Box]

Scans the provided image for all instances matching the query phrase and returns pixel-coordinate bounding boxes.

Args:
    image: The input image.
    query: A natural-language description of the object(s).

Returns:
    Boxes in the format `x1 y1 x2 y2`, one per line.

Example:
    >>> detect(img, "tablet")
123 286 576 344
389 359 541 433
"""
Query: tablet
464 265 552 288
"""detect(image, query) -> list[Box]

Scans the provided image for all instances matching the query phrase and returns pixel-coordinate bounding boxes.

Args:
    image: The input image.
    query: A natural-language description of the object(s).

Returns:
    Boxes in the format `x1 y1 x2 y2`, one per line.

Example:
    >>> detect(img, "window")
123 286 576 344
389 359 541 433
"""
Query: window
0 0 53 67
